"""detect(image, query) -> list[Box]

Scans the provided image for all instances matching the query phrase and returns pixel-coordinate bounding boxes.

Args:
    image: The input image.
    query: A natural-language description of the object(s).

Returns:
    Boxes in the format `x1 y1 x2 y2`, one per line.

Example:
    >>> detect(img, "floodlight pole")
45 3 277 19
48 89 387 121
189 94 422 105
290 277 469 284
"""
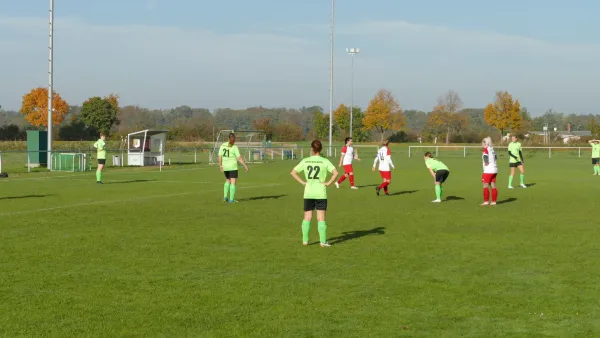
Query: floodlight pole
328 0 335 156
346 47 359 138
47 0 54 170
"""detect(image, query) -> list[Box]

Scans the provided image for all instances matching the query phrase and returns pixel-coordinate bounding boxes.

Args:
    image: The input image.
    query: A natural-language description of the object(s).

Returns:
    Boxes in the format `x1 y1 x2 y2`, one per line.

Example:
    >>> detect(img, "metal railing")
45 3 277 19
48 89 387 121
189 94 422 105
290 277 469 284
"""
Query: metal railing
408 145 594 158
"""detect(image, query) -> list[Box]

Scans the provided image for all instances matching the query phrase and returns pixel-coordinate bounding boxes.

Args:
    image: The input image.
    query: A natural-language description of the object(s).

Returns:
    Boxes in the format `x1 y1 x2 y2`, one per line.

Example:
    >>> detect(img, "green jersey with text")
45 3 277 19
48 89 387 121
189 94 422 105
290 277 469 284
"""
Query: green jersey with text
94 139 106 159
425 158 448 172
294 156 336 199
508 142 523 163
592 143 600 158
219 143 241 171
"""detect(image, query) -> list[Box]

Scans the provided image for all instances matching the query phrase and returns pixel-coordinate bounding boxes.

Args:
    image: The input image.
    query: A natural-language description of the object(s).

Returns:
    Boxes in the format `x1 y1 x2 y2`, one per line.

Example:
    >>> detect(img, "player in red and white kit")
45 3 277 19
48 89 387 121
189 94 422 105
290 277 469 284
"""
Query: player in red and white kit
372 139 395 196
336 137 360 189
481 136 498 206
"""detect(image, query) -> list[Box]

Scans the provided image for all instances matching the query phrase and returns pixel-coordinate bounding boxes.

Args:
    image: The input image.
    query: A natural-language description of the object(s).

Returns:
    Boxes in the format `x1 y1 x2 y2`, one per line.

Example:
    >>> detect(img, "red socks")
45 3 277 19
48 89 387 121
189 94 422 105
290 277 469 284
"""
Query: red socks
338 174 355 187
349 175 355 187
483 188 498 202
379 181 389 193
338 175 346 184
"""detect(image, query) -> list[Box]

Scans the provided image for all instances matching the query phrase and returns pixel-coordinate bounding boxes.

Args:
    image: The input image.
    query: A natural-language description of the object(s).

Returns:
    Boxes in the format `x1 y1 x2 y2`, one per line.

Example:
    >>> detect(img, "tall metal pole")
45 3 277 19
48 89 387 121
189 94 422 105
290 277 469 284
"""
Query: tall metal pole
47 0 54 170
350 53 354 138
328 0 334 156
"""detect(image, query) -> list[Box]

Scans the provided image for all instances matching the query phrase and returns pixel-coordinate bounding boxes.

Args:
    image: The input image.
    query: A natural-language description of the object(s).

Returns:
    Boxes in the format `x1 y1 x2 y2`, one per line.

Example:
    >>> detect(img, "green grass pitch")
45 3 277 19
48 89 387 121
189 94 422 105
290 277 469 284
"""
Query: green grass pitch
1 147 600 336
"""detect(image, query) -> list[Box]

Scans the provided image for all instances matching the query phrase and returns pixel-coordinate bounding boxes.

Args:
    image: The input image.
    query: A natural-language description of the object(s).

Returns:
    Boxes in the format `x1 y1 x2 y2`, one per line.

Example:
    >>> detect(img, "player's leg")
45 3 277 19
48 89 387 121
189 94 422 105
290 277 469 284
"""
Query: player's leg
439 171 449 199
490 178 498 205
336 173 348 187
316 200 330 247
481 175 490 205
223 172 231 201
383 178 391 195
302 200 314 246
593 159 599 175
518 164 526 187
96 160 105 183
348 166 356 188
228 171 239 202
508 166 515 188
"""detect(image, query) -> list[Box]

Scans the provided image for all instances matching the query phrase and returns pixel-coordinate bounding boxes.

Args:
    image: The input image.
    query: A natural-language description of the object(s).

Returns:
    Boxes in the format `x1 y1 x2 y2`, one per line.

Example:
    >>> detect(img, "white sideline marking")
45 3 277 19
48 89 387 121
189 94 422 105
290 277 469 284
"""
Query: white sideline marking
0 166 212 183
0 183 281 217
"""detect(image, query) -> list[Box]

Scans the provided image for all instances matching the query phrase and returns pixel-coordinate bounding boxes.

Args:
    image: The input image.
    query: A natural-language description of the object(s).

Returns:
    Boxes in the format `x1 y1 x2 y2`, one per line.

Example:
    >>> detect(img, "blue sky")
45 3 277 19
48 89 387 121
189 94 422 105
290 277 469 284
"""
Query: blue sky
1 0 600 115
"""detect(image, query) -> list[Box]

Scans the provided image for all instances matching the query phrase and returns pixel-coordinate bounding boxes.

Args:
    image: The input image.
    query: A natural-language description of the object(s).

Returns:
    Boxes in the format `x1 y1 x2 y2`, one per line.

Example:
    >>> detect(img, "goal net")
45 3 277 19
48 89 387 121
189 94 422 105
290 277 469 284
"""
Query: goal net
51 152 91 172
209 130 267 164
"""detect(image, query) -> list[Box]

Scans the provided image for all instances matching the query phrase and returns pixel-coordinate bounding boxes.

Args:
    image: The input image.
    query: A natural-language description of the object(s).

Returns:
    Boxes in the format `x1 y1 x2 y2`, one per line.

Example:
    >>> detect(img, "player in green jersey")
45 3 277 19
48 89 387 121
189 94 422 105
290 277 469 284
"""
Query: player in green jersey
424 152 450 203
218 133 249 203
589 139 600 175
291 140 339 247
507 134 526 188
93 133 106 184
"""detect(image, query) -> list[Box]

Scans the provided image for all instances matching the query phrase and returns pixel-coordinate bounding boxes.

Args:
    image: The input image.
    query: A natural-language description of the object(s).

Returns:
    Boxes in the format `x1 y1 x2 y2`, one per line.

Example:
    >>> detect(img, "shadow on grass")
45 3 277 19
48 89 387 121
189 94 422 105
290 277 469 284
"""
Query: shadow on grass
309 227 386 246
445 196 465 201
240 195 286 201
106 179 157 184
526 183 536 187
496 197 517 204
0 194 52 200
357 184 379 188
389 190 418 196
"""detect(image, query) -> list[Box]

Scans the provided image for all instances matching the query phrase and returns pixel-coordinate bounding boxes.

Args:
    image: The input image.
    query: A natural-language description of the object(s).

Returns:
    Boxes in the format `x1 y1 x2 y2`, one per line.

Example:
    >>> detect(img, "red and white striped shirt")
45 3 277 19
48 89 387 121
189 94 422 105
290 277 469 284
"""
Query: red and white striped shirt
341 146 355 165
373 146 394 171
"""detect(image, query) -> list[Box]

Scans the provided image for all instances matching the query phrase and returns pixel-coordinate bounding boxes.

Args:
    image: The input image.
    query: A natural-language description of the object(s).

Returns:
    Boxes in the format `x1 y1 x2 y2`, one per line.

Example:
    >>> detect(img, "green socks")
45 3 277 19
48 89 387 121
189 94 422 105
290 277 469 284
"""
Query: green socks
508 175 514 187
318 221 327 244
520 174 525 185
301 220 310 243
229 184 236 201
440 186 444 199
435 185 441 200
224 182 230 200
595 166 599 174
96 170 102 182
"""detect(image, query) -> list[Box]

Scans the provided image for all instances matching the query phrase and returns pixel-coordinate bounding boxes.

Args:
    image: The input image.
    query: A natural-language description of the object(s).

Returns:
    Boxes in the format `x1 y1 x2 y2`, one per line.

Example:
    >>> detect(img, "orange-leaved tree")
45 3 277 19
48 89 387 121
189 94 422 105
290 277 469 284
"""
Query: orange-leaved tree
362 89 404 141
484 91 522 138
20 87 69 127
333 103 350 136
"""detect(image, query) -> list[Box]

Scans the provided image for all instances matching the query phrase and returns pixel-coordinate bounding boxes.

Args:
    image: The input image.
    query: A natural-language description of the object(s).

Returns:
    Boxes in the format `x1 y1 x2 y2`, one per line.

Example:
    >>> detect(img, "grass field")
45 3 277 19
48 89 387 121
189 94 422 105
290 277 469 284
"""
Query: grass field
1 147 600 337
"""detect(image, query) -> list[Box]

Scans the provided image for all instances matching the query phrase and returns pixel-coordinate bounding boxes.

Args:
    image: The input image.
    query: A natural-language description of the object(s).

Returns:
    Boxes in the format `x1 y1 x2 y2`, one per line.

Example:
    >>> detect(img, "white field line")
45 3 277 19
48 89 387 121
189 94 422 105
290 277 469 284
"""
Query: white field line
0 183 281 217
0 166 212 183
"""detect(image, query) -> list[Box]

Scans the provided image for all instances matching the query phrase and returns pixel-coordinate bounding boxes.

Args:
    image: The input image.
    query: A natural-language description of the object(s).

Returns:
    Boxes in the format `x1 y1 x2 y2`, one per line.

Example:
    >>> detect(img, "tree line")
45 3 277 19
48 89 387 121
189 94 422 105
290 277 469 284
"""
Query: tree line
1 87 599 143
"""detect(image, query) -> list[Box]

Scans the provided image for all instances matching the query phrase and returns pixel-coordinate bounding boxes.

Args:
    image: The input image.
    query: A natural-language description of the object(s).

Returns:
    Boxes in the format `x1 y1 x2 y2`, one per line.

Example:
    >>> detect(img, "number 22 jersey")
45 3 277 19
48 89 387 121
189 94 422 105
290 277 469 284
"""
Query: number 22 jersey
294 155 336 199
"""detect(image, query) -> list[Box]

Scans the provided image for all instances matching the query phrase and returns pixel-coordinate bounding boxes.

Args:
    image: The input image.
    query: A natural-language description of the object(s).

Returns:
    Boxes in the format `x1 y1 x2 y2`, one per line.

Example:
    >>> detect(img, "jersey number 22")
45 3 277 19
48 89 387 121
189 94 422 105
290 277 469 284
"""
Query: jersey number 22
307 165 321 179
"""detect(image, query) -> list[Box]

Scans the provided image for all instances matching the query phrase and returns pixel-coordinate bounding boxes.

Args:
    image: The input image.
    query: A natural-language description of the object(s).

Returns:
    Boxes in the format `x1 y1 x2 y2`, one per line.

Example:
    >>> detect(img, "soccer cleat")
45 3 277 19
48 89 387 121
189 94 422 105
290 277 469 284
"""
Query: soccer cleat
351 186 358 190
228 200 238 203
508 186 514 189
375 187 381 196
432 199 441 203
520 184 527 188
480 202 489 206
303 242 308 246
490 202 497 206
335 182 340 188
97 181 103 184
223 198 228 202
320 242 331 247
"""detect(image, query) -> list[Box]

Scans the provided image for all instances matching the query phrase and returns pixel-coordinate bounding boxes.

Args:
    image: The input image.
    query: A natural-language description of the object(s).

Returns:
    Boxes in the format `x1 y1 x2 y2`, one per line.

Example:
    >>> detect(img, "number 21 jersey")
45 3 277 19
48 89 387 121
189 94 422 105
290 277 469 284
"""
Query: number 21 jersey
294 155 336 199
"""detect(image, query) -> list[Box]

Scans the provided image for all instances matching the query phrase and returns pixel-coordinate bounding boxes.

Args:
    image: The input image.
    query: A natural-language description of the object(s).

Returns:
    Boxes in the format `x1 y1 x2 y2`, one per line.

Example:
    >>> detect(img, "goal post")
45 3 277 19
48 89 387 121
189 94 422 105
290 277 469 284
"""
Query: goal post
51 152 91 172
209 130 267 164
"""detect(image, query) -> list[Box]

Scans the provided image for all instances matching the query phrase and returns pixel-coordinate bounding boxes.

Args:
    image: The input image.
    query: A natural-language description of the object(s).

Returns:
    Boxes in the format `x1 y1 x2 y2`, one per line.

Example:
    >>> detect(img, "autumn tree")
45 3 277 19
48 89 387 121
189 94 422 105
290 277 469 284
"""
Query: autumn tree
20 87 69 127
431 90 466 143
484 91 522 138
252 118 273 140
350 107 370 142
79 95 119 135
313 110 329 139
333 104 350 137
362 89 405 141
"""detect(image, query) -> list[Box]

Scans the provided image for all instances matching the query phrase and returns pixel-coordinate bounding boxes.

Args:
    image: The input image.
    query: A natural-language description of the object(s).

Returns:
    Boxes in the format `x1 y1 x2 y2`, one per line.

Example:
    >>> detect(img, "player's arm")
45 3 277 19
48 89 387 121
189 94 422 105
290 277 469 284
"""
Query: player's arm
354 149 360 160
338 151 345 167
324 163 339 186
386 155 395 170
93 141 98 149
372 154 379 171
428 168 436 179
508 150 518 160
237 155 249 172
483 154 489 166
519 147 524 163
290 169 306 185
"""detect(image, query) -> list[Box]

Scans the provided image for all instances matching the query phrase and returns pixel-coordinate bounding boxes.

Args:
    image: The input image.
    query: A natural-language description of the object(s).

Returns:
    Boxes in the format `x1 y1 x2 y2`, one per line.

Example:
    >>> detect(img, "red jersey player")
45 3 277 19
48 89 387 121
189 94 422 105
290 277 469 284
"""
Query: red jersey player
372 139 395 196
336 137 360 189
481 136 498 206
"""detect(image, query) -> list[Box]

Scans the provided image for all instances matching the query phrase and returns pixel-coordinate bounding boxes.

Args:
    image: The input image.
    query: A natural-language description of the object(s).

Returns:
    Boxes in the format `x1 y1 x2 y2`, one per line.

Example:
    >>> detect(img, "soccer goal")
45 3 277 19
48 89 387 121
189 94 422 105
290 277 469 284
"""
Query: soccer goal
209 130 267 164
51 152 91 172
